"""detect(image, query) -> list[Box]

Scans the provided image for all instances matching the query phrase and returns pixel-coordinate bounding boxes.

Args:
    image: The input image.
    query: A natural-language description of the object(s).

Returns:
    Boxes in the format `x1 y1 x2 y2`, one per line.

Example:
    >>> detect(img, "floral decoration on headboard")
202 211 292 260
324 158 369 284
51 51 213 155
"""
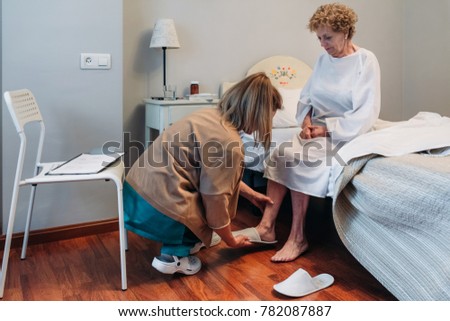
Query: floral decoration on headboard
269 66 297 86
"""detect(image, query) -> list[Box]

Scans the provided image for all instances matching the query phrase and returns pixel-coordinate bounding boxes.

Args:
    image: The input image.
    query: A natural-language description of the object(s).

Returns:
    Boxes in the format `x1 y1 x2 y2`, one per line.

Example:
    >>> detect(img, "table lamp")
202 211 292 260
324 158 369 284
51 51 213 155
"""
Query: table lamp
149 19 180 88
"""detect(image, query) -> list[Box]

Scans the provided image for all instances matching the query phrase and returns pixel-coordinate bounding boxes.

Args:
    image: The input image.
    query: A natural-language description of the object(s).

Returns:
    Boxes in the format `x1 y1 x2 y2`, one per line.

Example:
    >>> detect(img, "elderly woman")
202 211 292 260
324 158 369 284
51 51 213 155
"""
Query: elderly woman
124 72 282 275
249 3 381 262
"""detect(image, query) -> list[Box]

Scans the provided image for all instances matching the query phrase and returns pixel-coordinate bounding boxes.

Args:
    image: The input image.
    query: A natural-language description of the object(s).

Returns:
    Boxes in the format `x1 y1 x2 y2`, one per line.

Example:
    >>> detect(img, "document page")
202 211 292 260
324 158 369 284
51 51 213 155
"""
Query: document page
47 153 123 175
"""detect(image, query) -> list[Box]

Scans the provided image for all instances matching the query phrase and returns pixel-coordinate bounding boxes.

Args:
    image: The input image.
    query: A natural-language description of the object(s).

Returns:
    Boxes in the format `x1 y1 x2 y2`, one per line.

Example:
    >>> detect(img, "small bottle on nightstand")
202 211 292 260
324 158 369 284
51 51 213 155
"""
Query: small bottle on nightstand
190 81 199 95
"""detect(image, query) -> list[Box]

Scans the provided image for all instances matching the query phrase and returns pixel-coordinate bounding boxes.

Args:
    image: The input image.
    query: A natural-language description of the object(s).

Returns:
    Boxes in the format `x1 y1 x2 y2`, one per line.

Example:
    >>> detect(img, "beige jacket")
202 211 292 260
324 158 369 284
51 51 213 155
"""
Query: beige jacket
126 108 244 246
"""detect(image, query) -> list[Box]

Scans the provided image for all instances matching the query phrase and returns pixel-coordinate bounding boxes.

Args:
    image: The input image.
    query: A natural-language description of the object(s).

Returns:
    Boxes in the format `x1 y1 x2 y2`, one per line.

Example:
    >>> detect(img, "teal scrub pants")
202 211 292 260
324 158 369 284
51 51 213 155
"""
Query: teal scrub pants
123 182 199 257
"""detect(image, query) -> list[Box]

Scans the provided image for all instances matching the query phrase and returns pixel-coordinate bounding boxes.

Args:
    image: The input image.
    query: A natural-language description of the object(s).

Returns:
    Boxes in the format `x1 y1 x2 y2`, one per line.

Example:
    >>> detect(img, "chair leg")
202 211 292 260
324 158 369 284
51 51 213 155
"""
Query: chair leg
0 185 21 299
115 181 127 291
20 185 38 260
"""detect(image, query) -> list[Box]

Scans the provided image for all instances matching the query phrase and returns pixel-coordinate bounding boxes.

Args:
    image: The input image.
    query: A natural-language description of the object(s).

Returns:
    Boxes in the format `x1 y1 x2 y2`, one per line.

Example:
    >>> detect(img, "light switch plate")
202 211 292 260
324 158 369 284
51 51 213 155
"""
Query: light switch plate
80 53 111 70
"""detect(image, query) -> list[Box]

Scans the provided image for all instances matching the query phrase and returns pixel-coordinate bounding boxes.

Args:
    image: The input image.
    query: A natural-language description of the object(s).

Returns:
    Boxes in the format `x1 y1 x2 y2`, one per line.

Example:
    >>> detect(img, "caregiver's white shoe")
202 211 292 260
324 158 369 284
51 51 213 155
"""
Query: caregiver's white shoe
190 232 222 254
152 255 202 275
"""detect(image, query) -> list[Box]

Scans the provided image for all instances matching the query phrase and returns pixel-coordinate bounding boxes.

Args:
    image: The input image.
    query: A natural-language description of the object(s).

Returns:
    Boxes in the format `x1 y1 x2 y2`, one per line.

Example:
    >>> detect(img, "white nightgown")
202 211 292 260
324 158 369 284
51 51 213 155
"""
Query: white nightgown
264 48 381 197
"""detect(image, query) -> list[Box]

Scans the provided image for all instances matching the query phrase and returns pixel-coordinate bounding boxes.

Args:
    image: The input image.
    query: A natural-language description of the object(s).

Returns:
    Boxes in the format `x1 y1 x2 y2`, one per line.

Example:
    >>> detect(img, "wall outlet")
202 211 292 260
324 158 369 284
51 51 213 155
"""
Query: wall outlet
80 53 111 70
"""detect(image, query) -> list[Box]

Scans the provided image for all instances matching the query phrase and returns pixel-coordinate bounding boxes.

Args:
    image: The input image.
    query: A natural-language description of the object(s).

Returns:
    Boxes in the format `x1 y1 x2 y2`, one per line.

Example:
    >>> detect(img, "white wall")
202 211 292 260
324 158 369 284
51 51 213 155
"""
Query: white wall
2 0 123 233
0 3 3 233
403 0 450 119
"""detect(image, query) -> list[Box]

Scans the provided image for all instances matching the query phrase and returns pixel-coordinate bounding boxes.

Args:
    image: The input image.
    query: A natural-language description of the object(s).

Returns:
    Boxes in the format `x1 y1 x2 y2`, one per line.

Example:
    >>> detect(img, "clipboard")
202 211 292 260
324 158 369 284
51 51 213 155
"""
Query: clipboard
46 152 124 175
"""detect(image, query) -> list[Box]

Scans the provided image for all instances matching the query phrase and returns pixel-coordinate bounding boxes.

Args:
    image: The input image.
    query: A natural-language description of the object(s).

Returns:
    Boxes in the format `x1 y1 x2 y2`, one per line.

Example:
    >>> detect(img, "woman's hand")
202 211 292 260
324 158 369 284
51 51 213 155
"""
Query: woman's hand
300 125 328 139
214 226 253 248
239 182 274 213
247 190 274 213
300 126 312 139
309 125 328 138
300 111 313 139
229 234 253 248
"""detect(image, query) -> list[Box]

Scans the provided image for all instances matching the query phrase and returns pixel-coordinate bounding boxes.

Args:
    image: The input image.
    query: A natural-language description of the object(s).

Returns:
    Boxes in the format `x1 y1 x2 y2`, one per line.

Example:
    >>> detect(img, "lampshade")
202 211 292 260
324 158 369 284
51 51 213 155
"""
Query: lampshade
149 19 180 49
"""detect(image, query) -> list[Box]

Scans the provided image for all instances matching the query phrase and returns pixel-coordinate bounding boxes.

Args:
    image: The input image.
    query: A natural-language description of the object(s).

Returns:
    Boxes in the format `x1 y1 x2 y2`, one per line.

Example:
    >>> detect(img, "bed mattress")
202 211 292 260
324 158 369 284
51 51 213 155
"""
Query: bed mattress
333 153 450 300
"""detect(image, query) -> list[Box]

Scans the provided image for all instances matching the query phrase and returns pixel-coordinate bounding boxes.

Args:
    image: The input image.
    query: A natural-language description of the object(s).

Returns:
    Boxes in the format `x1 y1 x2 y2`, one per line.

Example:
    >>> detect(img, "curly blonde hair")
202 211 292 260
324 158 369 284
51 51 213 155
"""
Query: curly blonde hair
308 3 358 39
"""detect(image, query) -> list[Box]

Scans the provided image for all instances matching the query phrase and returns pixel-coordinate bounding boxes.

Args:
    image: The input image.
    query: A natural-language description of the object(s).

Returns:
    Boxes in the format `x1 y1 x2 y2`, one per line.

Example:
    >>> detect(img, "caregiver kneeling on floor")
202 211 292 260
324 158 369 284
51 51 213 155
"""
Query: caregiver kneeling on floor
123 72 281 275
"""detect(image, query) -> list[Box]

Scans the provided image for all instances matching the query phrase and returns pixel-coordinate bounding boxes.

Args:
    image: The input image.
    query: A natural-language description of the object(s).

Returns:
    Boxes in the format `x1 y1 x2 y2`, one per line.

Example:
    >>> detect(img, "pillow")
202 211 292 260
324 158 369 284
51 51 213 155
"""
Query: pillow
273 87 302 128
220 82 237 98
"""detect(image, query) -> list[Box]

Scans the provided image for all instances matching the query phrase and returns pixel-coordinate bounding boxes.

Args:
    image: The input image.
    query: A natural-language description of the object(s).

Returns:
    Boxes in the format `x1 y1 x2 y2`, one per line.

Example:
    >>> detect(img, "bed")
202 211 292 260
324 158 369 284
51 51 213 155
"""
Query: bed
225 56 450 300
332 114 450 300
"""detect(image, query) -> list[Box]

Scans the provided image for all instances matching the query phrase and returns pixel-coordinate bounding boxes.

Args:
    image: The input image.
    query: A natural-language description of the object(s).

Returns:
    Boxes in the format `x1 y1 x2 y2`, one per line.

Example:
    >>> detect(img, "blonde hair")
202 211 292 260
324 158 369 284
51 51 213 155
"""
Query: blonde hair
218 72 282 150
308 3 358 39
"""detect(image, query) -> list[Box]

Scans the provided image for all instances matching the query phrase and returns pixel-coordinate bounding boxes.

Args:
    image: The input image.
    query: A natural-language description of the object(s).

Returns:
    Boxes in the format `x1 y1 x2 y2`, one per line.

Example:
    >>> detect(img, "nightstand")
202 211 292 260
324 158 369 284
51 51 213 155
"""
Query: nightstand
144 98 218 145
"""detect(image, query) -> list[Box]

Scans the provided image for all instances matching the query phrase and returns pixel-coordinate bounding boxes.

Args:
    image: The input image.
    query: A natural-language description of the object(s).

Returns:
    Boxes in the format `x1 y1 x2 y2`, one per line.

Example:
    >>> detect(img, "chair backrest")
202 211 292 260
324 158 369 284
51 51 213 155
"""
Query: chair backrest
4 89 43 133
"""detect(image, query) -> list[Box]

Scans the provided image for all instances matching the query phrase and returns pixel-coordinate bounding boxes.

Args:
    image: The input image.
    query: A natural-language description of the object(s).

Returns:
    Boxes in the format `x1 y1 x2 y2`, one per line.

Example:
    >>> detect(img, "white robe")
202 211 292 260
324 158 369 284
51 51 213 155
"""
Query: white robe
264 48 381 197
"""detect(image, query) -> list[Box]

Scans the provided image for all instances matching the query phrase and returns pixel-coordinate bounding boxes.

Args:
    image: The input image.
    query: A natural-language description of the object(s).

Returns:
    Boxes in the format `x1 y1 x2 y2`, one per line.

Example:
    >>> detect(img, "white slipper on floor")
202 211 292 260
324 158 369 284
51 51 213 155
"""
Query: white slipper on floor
152 255 202 275
190 232 222 254
273 268 334 297
232 227 277 244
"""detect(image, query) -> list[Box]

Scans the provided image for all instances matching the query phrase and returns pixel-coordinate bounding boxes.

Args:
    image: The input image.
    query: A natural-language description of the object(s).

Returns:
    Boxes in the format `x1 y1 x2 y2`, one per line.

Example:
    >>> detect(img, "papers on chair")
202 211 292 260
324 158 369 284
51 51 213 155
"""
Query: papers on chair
46 152 123 175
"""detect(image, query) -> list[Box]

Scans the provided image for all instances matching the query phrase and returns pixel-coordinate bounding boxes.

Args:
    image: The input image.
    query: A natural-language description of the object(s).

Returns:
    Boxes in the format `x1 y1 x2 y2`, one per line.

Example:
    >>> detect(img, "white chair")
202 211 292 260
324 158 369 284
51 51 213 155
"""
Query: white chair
0 89 127 298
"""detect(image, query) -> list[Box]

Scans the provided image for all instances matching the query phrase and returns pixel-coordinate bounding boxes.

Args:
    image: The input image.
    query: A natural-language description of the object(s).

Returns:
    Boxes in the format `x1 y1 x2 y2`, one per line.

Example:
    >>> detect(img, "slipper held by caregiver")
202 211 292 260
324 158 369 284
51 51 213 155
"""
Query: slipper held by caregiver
232 227 277 244
123 73 282 275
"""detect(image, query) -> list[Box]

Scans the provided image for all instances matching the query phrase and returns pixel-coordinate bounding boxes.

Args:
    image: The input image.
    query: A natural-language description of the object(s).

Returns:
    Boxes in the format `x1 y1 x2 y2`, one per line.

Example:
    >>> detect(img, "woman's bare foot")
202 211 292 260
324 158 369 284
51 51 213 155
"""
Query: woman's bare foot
255 225 277 243
271 240 309 262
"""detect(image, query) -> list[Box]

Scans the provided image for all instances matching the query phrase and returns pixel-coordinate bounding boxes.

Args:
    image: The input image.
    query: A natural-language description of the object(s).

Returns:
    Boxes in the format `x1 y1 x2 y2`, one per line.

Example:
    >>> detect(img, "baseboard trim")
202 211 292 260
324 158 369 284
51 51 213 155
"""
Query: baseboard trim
0 218 119 249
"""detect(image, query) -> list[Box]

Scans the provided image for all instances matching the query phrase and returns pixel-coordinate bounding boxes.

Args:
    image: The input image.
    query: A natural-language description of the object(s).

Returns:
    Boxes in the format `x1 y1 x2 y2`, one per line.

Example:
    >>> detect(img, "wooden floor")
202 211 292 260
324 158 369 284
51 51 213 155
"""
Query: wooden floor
1 200 396 301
